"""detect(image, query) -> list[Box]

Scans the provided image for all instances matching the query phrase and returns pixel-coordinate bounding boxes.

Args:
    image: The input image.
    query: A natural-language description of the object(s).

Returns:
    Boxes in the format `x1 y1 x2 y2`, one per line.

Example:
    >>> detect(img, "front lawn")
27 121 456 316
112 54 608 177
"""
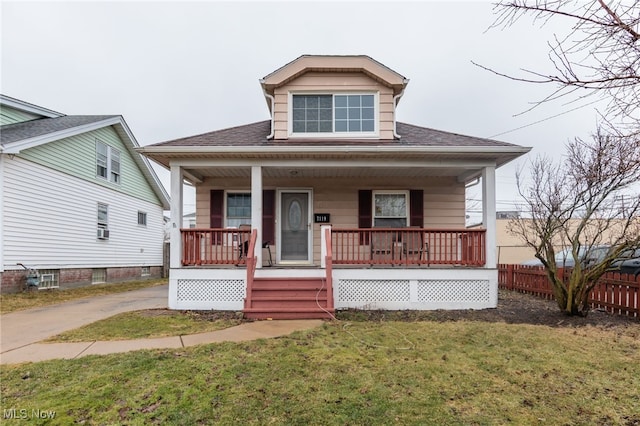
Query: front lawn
2 320 638 425
45 310 242 342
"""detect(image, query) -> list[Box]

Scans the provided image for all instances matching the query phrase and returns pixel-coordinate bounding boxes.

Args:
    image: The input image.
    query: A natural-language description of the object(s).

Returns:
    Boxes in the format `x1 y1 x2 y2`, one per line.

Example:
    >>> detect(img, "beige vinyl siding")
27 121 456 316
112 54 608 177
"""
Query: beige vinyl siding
17 126 162 206
273 72 395 140
2 157 165 269
195 176 465 264
0 105 41 125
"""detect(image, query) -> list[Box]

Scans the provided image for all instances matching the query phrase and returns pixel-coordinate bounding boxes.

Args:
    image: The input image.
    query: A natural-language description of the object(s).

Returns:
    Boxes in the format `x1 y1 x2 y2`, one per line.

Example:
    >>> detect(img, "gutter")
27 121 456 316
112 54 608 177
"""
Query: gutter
137 144 532 155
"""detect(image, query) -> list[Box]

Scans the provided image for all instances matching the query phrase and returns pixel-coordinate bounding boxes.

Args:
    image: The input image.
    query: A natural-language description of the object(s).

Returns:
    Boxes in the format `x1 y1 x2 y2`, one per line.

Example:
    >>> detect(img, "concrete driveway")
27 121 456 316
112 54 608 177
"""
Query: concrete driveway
1 284 167 353
0 285 325 365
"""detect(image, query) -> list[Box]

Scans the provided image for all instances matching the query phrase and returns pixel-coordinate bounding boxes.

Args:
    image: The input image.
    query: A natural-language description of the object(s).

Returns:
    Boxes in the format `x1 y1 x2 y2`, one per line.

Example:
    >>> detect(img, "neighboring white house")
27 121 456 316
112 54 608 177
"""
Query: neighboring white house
0 94 170 292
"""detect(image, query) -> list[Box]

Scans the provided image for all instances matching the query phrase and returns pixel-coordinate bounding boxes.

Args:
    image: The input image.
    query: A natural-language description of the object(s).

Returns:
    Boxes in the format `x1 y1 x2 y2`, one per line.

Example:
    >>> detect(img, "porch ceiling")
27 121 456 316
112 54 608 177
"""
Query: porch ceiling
167 150 511 183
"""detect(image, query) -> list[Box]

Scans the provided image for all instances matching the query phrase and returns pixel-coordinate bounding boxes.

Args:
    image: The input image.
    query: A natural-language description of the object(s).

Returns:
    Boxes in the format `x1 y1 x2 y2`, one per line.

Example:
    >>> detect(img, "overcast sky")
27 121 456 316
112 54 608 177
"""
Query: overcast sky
1 1 606 219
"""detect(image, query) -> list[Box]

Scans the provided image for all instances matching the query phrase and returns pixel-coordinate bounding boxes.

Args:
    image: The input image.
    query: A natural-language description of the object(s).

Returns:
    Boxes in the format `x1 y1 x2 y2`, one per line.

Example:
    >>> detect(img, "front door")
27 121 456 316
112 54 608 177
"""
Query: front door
279 190 312 263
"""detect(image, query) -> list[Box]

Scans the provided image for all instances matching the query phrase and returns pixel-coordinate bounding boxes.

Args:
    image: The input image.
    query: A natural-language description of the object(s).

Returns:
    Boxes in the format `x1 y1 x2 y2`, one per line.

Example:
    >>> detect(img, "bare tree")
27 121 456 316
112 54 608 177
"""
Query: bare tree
510 129 640 315
477 0 640 130
481 1 640 315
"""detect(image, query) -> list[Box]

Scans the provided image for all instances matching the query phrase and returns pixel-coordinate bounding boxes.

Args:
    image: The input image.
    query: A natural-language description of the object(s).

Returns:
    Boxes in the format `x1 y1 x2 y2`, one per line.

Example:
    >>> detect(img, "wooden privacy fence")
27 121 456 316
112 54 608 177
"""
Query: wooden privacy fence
499 264 640 318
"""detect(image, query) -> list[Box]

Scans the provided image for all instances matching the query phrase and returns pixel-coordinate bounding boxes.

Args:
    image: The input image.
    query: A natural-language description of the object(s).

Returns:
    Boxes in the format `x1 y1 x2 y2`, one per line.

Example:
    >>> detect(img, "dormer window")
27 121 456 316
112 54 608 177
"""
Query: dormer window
291 93 376 136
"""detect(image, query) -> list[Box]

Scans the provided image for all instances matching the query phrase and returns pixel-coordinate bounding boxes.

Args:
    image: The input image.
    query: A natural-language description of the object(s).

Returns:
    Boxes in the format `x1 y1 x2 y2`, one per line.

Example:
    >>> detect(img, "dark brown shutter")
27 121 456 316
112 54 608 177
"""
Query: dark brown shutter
210 190 224 228
262 189 275 245
409 189 424 227
209 190 224 246
358 190 372 244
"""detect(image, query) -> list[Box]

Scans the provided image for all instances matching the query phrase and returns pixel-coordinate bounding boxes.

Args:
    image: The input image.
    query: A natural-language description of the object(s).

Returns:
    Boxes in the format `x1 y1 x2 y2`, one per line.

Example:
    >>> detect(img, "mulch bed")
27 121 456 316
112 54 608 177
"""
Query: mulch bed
177 289 638 337
337 289 639 336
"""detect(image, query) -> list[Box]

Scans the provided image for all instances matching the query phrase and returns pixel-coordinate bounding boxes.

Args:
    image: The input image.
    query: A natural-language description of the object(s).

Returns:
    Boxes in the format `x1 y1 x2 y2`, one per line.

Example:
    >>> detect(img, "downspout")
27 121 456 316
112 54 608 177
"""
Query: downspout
393 90 404 140
261 85 275 140
393 80 409 139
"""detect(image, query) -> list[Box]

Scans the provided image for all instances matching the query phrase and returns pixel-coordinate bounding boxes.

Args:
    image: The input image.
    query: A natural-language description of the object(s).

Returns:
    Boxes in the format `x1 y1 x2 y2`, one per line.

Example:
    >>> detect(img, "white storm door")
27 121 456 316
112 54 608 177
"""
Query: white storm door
278 190 312 263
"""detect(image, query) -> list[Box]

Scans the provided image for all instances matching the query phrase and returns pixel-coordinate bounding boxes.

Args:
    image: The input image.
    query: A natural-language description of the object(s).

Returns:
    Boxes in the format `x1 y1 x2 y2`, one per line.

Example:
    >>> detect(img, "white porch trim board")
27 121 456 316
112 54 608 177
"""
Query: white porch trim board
482 165 497 269
251 165 263 268
170 164 183 269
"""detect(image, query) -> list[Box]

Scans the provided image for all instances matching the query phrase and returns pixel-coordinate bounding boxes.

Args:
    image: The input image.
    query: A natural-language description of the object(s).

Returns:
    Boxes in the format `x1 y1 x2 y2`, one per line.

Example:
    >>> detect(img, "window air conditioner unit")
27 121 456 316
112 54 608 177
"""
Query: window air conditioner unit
97 228 110 240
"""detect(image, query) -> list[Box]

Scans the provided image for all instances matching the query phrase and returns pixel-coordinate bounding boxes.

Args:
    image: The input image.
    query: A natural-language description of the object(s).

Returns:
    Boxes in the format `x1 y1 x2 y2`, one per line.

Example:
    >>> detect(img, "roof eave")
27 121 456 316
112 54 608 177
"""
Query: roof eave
137 144 531 156
111 120 171 209
260 55 409 96
0 94 65 118
2 116 123 154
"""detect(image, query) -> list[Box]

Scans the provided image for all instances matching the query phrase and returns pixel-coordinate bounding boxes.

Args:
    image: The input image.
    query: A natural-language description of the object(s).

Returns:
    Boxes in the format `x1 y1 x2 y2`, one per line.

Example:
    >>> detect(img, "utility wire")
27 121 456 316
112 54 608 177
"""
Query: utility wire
488 99 602 139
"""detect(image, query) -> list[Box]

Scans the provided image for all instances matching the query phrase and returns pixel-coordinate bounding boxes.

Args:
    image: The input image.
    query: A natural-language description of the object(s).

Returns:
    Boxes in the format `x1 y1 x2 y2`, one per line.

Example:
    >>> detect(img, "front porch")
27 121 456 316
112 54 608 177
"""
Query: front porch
170 227 496 317
163 153 502 318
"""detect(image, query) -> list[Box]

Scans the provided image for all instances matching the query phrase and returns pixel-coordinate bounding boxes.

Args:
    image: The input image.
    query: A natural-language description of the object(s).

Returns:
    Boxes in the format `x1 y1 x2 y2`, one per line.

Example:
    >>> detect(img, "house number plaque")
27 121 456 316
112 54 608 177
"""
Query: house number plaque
314 213 330 223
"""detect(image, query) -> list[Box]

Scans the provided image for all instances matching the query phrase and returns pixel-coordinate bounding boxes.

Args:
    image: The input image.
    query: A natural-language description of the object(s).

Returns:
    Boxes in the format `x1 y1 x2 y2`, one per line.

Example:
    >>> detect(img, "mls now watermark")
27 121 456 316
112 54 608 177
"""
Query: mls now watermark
3 408 56 420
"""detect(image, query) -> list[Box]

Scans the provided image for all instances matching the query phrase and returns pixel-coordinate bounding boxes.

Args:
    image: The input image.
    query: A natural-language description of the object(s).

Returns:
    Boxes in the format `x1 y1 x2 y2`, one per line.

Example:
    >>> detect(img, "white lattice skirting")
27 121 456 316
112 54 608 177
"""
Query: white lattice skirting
335 278 493 310
175 279 245 310
168 268 497 311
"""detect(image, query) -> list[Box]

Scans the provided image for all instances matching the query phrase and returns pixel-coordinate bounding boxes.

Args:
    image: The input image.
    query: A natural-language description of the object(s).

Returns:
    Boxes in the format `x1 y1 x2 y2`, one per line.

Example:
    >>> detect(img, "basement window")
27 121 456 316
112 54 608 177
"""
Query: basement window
92 268 107 284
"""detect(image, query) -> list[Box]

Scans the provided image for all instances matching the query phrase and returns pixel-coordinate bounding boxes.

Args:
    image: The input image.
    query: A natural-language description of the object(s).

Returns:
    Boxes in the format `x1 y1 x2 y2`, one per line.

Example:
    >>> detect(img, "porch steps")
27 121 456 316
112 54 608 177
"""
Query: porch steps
244 277 334 320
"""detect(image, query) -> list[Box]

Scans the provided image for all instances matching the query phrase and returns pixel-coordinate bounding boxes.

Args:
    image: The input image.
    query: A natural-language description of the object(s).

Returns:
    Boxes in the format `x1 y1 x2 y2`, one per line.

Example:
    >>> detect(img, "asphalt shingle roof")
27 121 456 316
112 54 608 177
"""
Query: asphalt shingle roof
1 115 117 145
148 120 518 149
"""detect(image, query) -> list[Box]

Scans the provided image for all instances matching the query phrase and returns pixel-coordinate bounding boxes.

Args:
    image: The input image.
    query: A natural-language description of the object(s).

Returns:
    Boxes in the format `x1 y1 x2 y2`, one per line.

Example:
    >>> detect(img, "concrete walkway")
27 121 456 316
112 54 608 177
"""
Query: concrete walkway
0 285 323 365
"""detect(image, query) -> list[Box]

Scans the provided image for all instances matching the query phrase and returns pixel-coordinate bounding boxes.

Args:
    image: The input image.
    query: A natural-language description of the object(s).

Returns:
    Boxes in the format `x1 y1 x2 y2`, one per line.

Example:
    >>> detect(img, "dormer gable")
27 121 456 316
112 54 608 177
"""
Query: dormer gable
260 55 409 140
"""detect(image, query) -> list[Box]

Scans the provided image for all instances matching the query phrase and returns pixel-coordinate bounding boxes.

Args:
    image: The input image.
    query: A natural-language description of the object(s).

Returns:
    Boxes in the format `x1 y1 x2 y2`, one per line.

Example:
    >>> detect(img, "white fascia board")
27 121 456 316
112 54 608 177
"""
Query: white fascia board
0 94 64 118
171 158 498 169
2 116 122 154
139 145 532 156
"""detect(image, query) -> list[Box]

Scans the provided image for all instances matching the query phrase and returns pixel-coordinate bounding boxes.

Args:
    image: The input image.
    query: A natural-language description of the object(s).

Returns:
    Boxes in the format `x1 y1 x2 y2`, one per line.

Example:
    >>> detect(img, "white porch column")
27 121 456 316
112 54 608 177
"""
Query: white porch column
251 166 263 268
169 164 184 269
482 165 497 269
320 225 332 268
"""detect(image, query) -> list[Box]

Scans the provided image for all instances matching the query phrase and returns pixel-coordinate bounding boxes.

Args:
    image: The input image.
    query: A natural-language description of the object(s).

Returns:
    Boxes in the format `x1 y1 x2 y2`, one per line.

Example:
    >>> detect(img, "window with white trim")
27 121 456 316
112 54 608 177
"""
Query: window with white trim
138 211 147 226
97 203 109 229
291 94 376 134
226 193 251 228
373 191 408 227
96 140 121 184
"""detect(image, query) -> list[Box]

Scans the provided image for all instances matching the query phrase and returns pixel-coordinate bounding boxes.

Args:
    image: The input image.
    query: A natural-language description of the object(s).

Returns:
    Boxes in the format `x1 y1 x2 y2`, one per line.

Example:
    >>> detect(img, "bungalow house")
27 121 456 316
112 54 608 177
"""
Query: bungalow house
138 55 531 319
0 95 170 292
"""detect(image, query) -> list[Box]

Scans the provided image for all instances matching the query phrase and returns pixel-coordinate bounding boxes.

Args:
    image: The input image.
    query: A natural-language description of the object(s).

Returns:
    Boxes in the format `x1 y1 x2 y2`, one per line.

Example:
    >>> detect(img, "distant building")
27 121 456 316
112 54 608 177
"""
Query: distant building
497 211 520 219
